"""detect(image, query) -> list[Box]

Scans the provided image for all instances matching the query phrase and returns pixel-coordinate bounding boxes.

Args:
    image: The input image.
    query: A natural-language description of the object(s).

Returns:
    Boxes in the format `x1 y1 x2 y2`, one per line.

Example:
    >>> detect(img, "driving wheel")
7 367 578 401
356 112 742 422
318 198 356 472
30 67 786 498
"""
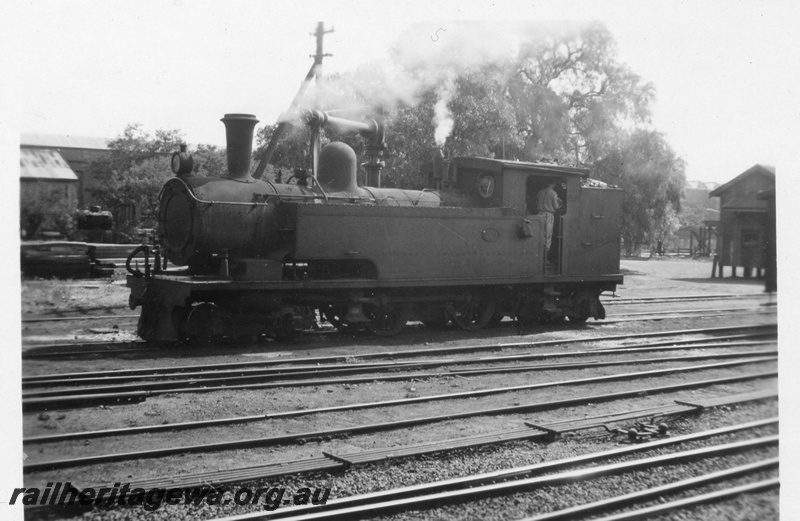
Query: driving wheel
365 302 410 336
451 294 496 331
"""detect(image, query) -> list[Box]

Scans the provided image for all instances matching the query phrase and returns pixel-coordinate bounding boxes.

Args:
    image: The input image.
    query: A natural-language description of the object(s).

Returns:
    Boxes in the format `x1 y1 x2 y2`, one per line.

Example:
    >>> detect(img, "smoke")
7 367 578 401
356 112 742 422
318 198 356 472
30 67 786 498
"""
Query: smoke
286 21 589 136
433 74 456 146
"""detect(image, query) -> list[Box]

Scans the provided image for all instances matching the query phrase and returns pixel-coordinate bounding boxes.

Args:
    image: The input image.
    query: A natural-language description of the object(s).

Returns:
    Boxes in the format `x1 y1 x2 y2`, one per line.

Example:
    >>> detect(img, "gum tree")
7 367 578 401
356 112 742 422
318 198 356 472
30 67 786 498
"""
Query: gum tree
593 130 686 256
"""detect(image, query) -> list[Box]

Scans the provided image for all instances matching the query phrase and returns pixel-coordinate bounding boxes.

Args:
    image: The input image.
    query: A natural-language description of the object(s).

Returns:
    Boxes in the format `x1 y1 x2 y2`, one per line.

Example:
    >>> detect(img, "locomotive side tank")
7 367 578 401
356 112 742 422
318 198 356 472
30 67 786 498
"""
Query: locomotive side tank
128 111 623 342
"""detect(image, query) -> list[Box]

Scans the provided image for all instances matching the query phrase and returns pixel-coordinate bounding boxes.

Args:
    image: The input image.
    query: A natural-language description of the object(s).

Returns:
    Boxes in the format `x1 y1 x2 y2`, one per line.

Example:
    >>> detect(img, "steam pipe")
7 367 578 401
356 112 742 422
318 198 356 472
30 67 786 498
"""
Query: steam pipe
363 117 386 187
303 109 375 135
310 125 321 179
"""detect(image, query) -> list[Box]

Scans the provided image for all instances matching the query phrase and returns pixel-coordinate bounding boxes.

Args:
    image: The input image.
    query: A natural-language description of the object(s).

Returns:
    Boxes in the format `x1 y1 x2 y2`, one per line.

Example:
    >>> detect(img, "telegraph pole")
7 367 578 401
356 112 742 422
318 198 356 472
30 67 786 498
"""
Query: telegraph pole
312 22 334 71
309 22 333 178
254 22 334 179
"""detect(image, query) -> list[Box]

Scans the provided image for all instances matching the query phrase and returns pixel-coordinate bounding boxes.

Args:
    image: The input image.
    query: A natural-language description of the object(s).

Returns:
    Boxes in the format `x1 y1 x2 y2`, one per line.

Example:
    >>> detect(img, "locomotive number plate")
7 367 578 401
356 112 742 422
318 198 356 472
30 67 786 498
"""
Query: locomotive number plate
482 228 500 242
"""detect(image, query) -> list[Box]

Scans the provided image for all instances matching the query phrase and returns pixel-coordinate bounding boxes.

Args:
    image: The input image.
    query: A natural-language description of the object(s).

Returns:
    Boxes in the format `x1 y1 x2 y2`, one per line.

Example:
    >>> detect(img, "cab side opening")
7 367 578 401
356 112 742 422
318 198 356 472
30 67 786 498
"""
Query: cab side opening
526 176 567 273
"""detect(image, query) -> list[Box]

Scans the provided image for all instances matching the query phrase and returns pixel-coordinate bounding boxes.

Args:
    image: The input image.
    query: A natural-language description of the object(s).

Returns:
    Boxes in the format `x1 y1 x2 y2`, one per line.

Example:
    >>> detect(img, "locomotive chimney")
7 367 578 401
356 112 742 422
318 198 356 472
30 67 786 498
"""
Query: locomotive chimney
221 114 259 182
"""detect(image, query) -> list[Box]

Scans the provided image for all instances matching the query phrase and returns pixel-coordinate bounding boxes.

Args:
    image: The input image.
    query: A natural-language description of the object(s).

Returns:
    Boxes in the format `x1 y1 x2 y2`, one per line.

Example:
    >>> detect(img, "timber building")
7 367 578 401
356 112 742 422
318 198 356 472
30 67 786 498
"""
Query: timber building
709 164 775 279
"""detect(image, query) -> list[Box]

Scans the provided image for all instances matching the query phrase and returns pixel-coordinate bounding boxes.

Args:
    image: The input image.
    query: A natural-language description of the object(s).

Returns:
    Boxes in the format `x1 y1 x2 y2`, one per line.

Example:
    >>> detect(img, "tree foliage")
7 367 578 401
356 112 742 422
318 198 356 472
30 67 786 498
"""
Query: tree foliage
192 144 227 178
89 124 226 239
384 96 438 189
511 23 654 165
677 201 710 230
88 124 181 237
593 130 686 255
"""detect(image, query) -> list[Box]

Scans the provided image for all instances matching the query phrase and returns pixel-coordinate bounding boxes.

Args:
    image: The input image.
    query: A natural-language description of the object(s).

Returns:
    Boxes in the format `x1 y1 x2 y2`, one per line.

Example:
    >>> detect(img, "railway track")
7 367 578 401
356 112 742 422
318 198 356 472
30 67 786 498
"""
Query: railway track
23 322 777 376
21 306 778 521
22 325 776 402
22 357 776 443
20 305 761 328
21 311 777 359
23 367 775 472
22 349 776 407
22 335 777 470
209 425 778 521
26 414 779 520
600 292 769 305
20 305 774 336
69 391 772 493
20 292 770 324
23 332 776 387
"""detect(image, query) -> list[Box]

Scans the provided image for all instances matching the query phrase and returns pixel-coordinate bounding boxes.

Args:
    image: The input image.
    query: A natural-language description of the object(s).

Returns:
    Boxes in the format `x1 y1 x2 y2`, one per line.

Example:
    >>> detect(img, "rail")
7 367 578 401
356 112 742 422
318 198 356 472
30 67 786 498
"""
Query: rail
209 434 778 521
22 367 775 471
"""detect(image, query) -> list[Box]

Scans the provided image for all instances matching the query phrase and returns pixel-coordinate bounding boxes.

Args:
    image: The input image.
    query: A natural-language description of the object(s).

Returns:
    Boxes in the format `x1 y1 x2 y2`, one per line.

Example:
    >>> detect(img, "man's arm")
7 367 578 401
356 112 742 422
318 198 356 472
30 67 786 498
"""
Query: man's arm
548 191 562 211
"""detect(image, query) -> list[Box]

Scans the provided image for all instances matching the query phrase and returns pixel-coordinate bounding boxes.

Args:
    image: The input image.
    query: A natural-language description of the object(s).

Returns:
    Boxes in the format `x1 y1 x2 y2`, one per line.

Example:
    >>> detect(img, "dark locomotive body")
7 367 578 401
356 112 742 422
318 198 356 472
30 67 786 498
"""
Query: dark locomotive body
127 113 623 342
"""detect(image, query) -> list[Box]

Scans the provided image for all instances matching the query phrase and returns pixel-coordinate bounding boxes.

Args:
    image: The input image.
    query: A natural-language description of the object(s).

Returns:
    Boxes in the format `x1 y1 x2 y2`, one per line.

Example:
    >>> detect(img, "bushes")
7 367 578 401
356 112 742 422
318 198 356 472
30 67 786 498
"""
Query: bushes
20 192 78 240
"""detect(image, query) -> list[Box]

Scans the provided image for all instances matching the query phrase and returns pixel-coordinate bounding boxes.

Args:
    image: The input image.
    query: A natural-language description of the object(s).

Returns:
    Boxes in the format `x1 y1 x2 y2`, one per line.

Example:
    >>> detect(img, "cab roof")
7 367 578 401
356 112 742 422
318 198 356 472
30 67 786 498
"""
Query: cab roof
453 157 590 178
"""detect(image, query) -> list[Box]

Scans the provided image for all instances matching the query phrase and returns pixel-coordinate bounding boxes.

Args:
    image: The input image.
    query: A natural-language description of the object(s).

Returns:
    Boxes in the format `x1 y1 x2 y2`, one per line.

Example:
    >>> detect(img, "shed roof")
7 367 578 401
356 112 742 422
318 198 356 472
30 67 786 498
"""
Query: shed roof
20 148 79 181
20 133 110 150
709 164 775 197
453 157 590 177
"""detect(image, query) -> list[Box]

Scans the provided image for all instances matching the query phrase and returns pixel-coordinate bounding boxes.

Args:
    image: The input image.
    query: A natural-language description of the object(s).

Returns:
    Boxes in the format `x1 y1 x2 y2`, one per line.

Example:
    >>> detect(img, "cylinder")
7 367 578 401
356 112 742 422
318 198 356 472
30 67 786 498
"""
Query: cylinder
221 114 259 181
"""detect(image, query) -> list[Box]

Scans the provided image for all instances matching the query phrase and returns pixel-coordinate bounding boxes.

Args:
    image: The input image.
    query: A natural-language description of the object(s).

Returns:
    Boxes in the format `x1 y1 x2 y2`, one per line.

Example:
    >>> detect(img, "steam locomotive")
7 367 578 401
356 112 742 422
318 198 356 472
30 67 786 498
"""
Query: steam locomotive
126 111 623 342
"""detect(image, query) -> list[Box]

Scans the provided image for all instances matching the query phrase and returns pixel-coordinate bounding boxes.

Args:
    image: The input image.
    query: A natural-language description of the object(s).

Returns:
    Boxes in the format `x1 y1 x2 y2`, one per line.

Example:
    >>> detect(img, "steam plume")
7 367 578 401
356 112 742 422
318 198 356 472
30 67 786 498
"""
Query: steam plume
285 21 589 129
433 74 456 146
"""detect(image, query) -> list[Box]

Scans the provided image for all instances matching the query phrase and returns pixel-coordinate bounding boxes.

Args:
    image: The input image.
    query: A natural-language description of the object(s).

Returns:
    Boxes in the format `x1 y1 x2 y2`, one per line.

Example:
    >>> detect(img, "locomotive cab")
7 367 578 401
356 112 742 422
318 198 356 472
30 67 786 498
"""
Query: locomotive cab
443 157 589 277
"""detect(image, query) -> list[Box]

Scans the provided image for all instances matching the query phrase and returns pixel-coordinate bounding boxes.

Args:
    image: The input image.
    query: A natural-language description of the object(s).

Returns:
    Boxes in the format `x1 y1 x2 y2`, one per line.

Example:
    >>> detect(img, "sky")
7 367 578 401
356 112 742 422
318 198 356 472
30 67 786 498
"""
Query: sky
1 1 799 518
3 0 799 185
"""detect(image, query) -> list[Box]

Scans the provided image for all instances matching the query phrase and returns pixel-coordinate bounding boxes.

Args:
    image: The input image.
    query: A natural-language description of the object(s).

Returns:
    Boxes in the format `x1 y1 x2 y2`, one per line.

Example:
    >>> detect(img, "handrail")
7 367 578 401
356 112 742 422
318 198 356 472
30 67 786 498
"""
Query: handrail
167 177 370 207
125 245 150 278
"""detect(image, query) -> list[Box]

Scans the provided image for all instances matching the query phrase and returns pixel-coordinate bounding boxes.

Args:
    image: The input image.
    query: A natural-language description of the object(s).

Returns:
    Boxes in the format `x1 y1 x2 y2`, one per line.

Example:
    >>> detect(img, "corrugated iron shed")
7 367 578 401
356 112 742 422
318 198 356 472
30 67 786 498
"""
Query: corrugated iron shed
20 133 110 150
20 148 79 181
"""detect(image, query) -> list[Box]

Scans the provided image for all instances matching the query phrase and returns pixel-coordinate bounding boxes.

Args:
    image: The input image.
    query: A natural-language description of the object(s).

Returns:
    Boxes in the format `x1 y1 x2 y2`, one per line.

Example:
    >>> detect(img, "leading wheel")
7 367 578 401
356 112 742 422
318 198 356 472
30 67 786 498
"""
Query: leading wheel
451 294 496 331
180 303 228 342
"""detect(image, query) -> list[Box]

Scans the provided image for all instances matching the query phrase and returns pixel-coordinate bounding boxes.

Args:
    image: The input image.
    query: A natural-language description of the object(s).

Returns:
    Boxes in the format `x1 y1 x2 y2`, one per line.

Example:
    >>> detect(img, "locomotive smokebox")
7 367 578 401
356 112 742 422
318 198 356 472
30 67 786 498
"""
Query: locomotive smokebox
221 114 259 182
318 142 359 194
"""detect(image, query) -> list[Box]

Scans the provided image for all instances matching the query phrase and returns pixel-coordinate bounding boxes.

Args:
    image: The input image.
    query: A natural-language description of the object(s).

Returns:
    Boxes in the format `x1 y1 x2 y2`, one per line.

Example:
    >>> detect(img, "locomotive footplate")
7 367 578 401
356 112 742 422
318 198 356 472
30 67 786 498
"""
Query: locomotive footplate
128 273 623 291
